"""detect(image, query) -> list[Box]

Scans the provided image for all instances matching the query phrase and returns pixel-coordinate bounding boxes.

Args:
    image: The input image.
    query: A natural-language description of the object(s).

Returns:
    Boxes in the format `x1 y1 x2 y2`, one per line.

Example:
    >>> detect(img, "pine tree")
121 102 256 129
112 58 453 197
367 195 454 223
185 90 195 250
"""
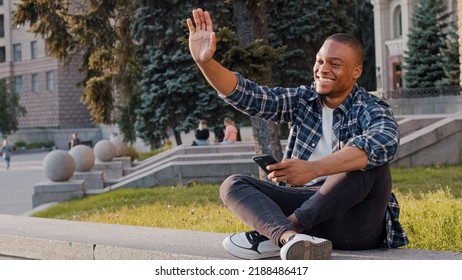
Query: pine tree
133 1 240 148
404 0 451 88
436 21 460 87
351 0 376 91
268 0 356 87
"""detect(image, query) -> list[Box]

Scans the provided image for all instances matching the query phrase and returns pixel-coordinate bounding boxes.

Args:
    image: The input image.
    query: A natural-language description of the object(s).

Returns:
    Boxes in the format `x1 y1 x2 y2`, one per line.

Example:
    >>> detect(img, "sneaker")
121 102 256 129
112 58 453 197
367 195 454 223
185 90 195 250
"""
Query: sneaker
280 234 332 260
223 231 281 259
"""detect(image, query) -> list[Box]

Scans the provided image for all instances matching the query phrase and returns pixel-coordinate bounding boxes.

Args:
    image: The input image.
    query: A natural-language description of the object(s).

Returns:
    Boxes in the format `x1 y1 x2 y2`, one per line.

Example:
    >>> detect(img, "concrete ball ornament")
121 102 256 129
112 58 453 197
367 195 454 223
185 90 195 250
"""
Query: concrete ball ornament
93 140 116 162
42 150 76 182
69 144 95 172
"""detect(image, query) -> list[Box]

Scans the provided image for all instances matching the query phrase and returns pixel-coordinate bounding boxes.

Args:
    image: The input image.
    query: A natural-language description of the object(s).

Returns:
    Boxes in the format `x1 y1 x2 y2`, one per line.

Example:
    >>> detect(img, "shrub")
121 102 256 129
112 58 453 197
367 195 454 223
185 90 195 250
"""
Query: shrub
42 141 55 148
123 146 139 162
27 142 43 149
14 141 27 149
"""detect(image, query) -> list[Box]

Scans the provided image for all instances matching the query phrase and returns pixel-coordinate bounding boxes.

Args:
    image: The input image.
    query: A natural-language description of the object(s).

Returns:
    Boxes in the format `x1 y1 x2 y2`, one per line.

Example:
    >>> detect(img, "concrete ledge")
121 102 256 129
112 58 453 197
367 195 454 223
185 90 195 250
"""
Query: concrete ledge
0 215 460 260
32 180 86 208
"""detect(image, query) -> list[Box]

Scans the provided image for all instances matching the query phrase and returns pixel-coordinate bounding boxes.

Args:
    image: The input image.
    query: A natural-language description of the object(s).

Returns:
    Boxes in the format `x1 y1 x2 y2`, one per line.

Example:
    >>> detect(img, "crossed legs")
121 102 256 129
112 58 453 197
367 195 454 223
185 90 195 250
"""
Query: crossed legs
220 163 391 250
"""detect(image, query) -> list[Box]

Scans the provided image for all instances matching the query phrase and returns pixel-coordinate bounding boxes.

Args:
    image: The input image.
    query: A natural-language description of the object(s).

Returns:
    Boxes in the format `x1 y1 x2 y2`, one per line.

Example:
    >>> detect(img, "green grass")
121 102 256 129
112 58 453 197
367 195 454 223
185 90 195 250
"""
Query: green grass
32 165 462 252
398 189 462 252
34 184 250 233
391 165 462 198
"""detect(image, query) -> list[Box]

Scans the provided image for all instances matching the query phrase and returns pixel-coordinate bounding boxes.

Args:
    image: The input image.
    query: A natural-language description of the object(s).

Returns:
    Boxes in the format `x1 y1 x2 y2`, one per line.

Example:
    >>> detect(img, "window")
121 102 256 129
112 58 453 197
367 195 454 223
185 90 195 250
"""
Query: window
15 76 23 94
0 15 4 38
31 41 38 59
13 43 22 61
0 47 5 63
32 73 39 92
393 6 402 39
46 71 54 91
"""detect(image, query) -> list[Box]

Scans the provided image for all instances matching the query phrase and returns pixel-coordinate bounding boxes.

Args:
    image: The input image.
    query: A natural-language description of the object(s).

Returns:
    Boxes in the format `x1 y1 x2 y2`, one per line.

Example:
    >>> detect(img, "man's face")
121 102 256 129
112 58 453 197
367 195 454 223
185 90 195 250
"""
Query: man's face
313 39 362 103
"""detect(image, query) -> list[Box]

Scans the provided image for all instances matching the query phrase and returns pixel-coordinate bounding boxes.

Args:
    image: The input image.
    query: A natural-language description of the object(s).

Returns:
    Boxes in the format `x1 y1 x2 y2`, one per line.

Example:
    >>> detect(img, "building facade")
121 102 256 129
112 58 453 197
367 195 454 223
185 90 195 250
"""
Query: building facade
0 0 93 130
371 0 458 92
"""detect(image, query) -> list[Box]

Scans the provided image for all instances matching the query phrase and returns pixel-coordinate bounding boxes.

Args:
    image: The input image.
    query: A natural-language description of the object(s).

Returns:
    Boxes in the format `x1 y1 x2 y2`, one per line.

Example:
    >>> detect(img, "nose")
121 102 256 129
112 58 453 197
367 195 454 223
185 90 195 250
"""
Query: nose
317 62 329 73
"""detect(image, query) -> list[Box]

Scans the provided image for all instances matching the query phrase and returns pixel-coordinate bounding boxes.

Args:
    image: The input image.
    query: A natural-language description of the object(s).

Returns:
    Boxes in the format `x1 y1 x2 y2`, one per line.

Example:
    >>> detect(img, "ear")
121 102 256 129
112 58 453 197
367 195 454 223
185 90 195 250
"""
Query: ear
353 65 363 80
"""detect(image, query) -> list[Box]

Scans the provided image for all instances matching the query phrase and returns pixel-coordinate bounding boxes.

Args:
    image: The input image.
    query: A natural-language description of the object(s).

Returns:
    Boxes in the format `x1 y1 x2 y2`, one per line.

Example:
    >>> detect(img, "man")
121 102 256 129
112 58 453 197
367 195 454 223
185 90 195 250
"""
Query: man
1 139 13 170
187 8 408 260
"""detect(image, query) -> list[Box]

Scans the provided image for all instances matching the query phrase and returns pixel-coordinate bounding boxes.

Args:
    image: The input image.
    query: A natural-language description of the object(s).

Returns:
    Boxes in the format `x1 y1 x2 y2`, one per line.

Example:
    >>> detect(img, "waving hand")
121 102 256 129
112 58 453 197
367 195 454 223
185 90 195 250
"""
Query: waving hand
187 8 216 64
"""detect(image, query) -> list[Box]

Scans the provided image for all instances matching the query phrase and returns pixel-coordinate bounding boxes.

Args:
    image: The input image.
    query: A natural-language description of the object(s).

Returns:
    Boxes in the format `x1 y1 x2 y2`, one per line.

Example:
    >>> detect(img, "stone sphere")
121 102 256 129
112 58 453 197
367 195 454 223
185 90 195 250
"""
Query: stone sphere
42 150 76 182
110 138 127 157
69 144 95 172
94 140 116 162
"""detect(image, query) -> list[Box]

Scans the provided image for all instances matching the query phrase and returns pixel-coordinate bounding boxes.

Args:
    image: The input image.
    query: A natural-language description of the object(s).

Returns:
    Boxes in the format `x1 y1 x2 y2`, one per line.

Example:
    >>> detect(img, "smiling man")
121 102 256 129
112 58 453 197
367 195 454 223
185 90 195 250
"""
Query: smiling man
187 8 408 260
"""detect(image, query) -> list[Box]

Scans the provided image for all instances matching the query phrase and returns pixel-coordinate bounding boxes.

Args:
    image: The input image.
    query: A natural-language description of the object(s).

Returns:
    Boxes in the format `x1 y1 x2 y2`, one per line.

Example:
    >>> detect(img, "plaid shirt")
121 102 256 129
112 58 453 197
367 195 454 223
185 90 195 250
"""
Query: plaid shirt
221 73 409 248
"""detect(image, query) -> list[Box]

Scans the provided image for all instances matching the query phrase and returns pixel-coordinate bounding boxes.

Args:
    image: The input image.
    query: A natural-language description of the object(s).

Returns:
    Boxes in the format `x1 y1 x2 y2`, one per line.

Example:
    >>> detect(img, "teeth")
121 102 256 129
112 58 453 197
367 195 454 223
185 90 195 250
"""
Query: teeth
318 77 333 82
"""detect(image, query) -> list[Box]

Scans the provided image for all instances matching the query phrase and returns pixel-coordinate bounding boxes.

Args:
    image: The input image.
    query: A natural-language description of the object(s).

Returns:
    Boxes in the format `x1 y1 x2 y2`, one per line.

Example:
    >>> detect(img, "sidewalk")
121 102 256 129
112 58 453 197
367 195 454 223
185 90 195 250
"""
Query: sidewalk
1 214 461 260
0 151 48 215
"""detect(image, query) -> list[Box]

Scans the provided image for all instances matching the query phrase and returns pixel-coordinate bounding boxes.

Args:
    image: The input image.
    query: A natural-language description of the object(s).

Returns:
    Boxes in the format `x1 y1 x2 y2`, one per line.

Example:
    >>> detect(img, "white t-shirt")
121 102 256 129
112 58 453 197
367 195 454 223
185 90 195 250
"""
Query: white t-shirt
305 103 334 186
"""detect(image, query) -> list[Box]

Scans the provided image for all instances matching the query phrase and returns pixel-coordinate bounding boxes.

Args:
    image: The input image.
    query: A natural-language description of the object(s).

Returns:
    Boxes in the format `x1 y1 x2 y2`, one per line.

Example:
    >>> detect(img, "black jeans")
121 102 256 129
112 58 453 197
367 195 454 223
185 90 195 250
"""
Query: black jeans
219 163 391 250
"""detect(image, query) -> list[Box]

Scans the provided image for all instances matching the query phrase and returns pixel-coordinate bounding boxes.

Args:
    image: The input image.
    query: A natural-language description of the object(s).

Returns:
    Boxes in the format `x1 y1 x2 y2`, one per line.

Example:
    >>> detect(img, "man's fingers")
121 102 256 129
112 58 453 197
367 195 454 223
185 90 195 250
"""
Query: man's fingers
204 11 213 31
192 9 202 31
186 18 194 34
191 8 212 32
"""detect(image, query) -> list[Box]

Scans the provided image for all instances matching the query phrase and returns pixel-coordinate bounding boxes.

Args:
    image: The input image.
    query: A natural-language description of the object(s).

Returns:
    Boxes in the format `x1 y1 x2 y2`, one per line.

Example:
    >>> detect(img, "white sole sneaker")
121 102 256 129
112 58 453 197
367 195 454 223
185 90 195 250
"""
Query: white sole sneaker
223 232 281 260
280 234 333 260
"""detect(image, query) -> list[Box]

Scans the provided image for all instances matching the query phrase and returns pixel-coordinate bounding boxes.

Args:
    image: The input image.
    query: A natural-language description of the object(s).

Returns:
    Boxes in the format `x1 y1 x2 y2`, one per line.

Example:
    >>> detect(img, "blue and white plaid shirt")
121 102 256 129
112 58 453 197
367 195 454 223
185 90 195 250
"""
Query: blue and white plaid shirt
220 73 409 248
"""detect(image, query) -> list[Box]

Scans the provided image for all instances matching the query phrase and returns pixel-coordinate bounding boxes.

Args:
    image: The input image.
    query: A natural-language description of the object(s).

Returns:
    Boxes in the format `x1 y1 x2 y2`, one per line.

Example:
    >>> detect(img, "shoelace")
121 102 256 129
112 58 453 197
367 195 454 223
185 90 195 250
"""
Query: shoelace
245 231 269 245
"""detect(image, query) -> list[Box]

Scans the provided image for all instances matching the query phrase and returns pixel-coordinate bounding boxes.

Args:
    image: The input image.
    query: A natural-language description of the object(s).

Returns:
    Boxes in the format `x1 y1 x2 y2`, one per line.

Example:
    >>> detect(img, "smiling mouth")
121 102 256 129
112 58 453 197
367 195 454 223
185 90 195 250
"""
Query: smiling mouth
317 77 334 82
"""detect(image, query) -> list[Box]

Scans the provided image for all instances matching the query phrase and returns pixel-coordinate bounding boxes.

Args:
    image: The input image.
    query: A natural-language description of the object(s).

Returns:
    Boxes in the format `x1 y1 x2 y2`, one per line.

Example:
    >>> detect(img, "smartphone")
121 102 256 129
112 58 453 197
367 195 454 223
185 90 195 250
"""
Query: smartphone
252 154 279 174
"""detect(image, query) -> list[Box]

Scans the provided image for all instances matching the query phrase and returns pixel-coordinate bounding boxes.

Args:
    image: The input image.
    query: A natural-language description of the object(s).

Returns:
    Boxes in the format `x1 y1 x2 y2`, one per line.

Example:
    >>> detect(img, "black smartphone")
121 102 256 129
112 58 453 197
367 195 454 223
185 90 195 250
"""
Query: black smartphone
252 154 279 174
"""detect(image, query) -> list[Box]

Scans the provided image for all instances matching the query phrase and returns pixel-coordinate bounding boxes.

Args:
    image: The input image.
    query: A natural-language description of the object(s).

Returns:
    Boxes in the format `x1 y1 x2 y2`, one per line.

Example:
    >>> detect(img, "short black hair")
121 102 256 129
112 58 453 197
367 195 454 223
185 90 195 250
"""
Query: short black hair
325 33 364 65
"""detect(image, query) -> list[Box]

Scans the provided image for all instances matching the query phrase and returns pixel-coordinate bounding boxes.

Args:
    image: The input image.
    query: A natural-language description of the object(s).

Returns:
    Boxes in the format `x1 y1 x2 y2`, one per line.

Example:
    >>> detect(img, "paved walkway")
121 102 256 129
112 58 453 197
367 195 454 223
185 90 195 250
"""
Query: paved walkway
0 151 48 215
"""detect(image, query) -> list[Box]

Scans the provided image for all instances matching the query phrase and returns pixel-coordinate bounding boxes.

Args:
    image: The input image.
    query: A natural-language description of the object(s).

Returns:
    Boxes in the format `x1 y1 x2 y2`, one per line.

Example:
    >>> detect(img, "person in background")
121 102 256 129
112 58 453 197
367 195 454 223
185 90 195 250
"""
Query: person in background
193 119 210 146
221 117 238 144
1 139 13 170
70 132 81 149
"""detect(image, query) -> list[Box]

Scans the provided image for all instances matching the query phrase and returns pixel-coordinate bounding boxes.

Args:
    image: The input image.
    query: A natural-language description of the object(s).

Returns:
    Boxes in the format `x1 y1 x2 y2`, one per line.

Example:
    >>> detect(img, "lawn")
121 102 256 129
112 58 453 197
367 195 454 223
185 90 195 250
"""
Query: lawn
32 165 462 252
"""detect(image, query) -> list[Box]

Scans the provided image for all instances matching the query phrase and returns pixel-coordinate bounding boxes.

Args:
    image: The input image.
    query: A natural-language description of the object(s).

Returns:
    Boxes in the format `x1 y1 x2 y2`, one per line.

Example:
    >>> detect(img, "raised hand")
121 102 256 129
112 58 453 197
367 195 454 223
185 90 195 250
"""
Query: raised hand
186 8 216 65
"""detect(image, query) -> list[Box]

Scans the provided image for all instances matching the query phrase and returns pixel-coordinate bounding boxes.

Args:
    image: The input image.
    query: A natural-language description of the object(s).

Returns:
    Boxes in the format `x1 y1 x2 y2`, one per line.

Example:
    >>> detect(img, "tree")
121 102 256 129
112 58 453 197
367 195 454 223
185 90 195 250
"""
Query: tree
132 1 242 148
227 0 285 167
351 0 376 91
404 0 451 88
13 0 142 142
0 79 27 137
268 0 356 87
436 21 460 87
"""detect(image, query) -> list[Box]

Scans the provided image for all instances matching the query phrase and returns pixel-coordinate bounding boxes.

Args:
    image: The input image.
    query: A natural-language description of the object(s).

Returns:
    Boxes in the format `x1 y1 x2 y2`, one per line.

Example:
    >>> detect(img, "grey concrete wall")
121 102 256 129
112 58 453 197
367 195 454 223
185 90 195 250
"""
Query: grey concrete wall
392 116 462 167
385 95 462 115
6 128 102 150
